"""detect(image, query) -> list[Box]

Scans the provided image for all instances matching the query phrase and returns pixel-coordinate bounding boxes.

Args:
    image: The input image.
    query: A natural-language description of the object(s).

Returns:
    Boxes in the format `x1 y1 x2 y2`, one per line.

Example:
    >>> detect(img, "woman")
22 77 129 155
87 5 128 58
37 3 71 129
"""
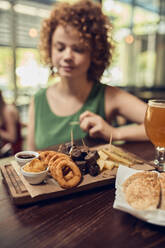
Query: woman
0 90 22 155
27 0 148 151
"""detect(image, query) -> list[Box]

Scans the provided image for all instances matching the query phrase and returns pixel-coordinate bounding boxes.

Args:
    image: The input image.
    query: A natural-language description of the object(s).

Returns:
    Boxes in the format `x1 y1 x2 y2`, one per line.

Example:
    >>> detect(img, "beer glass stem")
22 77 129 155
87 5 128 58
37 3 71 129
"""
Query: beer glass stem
155 146 165 172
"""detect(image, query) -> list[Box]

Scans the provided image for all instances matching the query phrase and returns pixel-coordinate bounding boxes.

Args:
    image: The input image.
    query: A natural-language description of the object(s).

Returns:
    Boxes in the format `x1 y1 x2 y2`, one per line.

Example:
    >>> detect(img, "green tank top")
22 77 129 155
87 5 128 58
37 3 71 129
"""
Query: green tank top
34 82 106 149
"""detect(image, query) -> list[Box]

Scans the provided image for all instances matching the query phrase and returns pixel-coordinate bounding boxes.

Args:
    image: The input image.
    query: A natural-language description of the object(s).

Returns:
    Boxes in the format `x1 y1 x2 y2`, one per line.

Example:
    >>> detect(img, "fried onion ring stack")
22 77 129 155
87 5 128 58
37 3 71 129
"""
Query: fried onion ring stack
48 153 70 172
51 159 81 189
49 153 74 181
38 150 82 189
49 152 81 189
38 151 57 169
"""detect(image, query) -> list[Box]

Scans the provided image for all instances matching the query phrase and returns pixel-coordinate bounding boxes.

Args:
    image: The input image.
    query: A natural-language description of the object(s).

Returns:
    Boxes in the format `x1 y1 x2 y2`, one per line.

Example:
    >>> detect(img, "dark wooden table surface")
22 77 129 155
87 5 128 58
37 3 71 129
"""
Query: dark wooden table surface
1 141 165 248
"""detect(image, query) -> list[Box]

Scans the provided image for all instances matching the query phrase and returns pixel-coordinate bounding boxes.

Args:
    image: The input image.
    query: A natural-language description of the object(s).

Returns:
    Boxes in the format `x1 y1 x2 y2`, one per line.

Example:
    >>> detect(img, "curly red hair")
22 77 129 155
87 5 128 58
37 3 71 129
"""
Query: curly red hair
39 0 114 82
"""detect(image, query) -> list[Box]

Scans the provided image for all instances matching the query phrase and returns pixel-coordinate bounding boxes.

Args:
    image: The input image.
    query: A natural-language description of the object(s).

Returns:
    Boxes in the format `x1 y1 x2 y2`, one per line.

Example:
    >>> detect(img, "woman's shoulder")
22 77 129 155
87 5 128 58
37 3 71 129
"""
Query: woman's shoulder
35 87 47 95
105 85 128 98
104 85 131 111
3 104 19 119
4 103 16 112
105 85 142 111
35 87 47 98
105 85 118 95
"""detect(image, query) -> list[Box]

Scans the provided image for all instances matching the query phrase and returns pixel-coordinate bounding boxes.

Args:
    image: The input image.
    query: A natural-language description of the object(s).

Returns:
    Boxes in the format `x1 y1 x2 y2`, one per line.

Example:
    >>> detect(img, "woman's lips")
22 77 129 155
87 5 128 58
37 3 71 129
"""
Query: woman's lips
61 66 74 72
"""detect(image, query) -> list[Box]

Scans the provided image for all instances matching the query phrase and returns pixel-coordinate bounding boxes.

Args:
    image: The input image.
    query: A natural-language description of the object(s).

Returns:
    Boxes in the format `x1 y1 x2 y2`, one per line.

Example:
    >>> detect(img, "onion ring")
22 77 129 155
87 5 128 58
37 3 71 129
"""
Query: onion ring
53 160 81 189
49 153 70 172
49 153 74 181
64 170 73 181
39 151 57 168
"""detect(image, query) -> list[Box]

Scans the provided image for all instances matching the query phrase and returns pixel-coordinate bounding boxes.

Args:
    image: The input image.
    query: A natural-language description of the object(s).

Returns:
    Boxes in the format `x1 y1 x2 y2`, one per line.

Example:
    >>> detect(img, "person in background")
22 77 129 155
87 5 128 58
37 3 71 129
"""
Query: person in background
27 0 148 151
0 90 22 156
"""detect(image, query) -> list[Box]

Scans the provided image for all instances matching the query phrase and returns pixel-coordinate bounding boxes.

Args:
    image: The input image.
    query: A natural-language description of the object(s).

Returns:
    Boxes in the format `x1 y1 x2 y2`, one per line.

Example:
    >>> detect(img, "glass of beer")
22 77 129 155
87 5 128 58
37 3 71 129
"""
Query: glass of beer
144 99 165 171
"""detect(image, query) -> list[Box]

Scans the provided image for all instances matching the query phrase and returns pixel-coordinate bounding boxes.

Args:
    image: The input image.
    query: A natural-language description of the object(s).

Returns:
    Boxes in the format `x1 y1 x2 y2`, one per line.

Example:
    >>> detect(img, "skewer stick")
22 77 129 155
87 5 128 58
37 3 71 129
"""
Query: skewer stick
82 138 87 147
109 132 112 150
109 132 112 145
70 121 79 126
69 129 74 156
69 120 79 152
58 144 62 152
82 138 89 154
71 128 74 147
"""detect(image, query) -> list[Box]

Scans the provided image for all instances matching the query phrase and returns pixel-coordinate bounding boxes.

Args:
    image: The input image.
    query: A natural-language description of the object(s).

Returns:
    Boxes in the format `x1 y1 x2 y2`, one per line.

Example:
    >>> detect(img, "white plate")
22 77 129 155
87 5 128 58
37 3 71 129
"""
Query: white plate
113 165 165 226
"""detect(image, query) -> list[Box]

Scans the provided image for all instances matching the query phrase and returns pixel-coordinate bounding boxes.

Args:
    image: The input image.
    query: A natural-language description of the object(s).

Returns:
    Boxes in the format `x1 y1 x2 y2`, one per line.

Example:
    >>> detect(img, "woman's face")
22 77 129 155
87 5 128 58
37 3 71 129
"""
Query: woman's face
51 25 91 80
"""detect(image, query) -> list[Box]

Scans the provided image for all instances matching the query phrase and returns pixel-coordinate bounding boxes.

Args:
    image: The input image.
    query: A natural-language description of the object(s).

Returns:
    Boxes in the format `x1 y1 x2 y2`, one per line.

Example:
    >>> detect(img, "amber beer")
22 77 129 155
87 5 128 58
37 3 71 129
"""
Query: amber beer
145 100 165 147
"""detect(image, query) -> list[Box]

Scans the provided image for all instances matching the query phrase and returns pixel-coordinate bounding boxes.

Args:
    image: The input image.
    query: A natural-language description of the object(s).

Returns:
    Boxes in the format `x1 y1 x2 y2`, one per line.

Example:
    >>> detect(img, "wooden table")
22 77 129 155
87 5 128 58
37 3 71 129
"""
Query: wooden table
1 141 165 248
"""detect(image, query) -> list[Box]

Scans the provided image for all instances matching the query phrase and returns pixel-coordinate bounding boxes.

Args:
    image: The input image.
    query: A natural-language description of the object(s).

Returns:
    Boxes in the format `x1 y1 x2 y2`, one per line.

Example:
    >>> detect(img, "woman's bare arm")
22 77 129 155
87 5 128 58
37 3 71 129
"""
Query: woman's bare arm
79 86 148 142
0 105 18 143
107 87 147 124
105 86 148 141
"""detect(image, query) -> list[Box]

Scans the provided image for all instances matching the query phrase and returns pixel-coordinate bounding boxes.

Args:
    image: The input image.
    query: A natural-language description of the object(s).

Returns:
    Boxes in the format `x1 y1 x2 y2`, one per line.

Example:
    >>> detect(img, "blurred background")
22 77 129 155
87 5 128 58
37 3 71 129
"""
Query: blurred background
0 0 165 127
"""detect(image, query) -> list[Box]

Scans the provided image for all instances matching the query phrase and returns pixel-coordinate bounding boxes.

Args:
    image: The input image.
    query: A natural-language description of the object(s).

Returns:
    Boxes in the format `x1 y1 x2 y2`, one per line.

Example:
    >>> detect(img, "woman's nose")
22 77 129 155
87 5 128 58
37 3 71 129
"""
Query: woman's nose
64 48 73 60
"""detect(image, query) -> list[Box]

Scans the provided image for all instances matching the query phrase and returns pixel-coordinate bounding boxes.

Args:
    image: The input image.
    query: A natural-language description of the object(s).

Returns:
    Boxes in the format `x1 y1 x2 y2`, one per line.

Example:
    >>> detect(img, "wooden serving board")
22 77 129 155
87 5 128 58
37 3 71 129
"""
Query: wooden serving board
1 163 116 206
0 145 155 206
1 163 154 206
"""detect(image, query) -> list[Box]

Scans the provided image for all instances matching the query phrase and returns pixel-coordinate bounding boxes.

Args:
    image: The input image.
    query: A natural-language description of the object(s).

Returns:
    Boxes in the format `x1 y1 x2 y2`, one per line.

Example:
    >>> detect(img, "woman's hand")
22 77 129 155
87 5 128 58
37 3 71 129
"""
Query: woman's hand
79 111 118 141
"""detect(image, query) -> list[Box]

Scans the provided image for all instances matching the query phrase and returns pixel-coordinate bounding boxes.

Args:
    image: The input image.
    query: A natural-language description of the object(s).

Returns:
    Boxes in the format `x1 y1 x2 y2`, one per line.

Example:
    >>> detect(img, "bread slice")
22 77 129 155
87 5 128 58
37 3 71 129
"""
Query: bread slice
123 171 160 210
159 173 165 210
